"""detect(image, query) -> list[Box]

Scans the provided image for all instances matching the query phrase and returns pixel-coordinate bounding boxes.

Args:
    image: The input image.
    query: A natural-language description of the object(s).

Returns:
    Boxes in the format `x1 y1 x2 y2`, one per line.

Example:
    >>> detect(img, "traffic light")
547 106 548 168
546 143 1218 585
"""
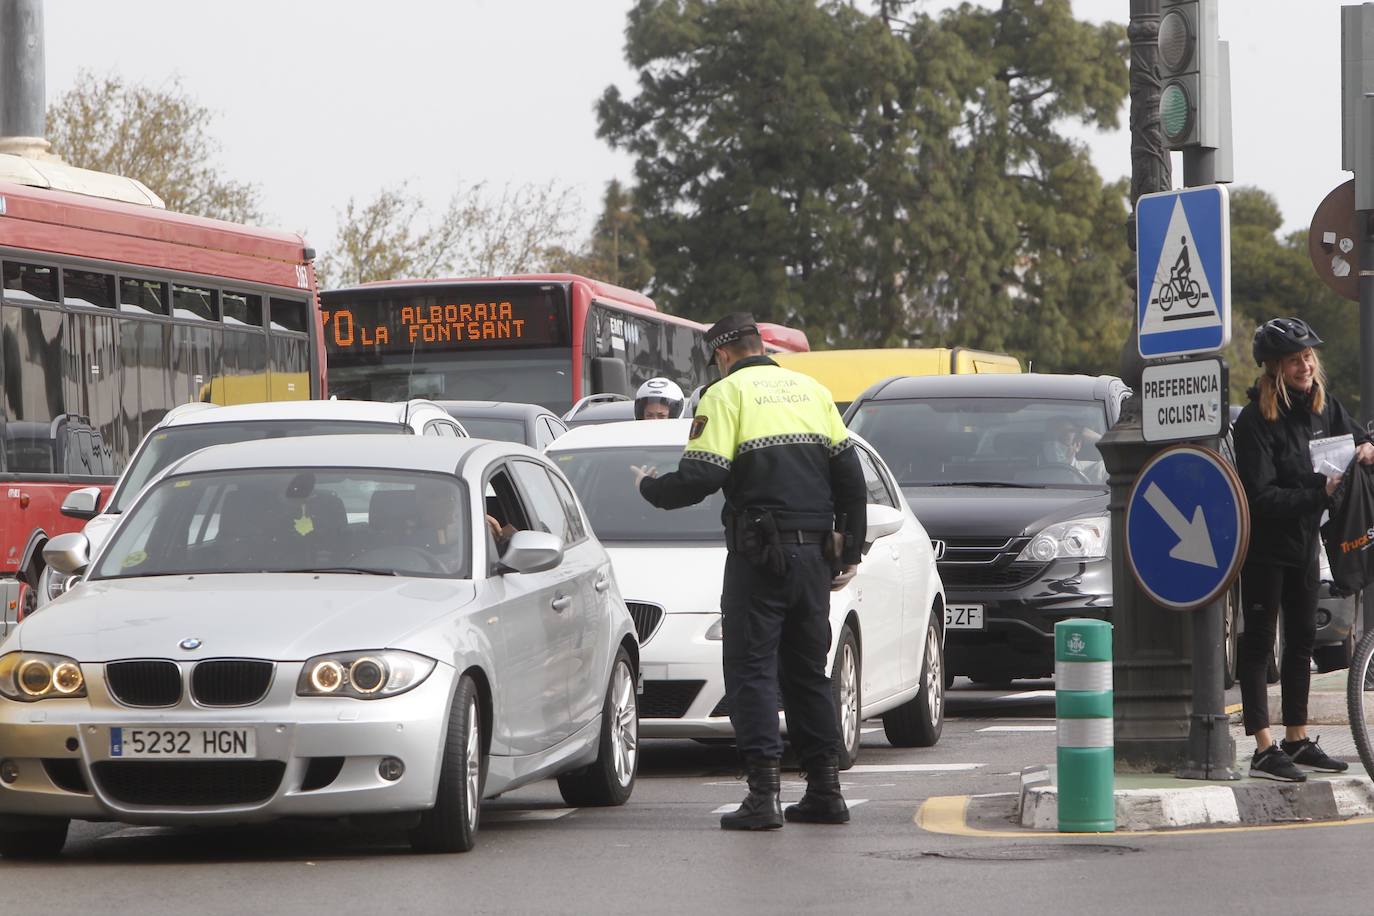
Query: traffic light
1157 0 1222 150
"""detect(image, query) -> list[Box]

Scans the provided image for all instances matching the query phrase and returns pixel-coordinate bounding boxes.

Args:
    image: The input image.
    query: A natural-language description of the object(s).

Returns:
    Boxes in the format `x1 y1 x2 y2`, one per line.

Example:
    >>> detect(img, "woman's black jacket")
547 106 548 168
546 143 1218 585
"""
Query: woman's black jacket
1233 385 1369 568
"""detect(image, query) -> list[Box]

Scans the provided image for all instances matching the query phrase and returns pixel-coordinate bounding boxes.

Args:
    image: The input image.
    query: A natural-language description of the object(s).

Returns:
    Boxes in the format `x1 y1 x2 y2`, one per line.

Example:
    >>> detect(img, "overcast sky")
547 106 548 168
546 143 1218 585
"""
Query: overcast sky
39 1 1353 252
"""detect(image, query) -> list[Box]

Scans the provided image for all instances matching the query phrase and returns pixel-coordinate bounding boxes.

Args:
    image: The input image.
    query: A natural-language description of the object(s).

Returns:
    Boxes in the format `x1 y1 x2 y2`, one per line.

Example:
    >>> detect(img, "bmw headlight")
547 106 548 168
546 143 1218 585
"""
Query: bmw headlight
296 650 436 700
0 652 87 701
1016 515 1109 563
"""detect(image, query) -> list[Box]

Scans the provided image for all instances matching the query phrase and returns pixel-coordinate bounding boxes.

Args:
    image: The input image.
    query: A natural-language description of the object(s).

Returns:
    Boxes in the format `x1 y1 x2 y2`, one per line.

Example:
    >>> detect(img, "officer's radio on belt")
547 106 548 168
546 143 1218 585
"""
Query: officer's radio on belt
634 310 867 832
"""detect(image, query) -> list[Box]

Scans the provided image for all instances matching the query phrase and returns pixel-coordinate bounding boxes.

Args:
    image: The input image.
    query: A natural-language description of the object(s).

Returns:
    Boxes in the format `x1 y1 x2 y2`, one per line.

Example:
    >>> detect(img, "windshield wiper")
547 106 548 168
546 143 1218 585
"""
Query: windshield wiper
296 566 400 576
918 481 1042 489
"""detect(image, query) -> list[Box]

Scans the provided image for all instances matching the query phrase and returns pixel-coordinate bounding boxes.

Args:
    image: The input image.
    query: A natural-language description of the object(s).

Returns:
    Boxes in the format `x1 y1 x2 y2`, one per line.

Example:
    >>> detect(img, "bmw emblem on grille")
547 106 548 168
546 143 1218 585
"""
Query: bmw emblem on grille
179 637 203 651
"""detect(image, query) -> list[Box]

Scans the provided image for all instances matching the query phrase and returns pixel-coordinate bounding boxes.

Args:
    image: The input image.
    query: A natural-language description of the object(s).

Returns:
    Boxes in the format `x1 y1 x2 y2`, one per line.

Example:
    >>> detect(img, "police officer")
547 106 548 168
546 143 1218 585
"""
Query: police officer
634 377 685 420
633 313 866 830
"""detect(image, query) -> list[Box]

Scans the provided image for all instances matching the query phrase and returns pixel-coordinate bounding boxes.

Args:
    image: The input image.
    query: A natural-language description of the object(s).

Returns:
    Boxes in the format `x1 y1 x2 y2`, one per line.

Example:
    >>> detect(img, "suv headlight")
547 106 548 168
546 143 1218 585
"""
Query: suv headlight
1016 515 1109 562
296 650 436 700
0 652 87 701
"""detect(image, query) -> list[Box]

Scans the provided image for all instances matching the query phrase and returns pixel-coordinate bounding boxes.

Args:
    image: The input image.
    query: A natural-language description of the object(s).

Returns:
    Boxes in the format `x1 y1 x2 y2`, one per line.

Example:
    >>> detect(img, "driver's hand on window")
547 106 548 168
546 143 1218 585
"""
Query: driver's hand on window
486 515 515 542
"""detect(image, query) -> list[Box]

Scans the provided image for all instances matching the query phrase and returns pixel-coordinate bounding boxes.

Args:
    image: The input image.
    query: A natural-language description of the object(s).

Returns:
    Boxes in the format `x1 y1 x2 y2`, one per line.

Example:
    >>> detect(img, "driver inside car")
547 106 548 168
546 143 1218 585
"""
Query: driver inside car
1044 417 1103 480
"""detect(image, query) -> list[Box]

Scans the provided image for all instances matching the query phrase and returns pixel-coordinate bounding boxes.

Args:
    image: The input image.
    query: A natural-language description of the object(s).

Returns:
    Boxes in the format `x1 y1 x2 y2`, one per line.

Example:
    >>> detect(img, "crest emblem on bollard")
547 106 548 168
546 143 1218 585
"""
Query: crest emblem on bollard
1067 633 1085 655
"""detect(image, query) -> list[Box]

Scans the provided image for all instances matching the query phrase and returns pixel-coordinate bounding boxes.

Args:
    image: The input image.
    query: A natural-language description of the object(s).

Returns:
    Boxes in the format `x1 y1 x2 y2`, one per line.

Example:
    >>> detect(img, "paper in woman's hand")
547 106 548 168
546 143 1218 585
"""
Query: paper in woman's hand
1310 434 1355 474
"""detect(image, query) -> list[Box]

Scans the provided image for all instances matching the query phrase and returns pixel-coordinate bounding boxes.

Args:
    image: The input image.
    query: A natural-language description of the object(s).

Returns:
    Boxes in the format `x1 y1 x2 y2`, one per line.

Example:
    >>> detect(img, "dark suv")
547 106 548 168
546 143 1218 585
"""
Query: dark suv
846 374 1129 683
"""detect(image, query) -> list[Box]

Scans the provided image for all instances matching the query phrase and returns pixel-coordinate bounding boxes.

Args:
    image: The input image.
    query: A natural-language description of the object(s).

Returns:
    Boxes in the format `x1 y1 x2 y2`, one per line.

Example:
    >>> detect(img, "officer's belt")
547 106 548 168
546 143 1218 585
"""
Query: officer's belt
777 530 827 545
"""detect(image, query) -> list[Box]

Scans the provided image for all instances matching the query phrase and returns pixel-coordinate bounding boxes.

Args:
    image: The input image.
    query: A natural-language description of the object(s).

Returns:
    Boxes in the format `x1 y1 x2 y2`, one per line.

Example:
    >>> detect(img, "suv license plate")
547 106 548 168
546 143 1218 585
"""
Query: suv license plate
110 727 256 759
945 605 985 630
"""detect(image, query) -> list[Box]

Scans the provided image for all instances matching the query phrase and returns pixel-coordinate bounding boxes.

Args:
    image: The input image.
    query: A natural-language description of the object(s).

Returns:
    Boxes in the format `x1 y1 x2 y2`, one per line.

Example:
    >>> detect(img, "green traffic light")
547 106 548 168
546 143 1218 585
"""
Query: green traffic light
1159 82 1191 142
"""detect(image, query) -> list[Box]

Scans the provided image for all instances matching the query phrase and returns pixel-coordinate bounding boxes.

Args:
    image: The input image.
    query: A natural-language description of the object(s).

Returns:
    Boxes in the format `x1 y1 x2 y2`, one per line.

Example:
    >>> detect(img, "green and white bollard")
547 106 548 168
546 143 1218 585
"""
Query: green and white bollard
1055 619 1114 833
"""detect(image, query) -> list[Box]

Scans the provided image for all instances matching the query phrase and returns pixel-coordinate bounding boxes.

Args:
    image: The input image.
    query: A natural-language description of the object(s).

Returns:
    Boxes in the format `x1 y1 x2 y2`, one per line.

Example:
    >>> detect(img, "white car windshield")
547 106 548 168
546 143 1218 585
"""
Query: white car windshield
111 419 407 513
91 468 470 580
553 446 725 541
848 397 1110 488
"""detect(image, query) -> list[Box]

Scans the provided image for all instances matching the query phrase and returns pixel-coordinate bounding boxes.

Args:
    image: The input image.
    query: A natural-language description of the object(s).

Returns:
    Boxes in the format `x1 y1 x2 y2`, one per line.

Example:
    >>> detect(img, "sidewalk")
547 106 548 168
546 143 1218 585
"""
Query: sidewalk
1013 668 1373 831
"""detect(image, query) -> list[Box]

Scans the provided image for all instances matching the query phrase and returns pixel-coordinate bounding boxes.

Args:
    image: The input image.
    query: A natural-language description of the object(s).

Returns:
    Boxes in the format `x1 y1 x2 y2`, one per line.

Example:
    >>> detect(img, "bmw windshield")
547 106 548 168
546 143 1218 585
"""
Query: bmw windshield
92 468 470 580
847 397 1110 488
552 446 725 541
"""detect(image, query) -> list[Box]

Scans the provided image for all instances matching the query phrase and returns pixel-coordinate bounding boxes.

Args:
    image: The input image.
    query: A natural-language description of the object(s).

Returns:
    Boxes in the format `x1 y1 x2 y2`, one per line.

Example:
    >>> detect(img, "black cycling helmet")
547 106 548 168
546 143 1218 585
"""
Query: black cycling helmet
1252 317 1323 366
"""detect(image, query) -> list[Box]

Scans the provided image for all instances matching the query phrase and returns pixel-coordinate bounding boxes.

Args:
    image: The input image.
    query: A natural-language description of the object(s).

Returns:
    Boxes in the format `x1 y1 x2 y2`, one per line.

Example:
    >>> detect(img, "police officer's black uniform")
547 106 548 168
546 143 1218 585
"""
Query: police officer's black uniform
637 313 866 830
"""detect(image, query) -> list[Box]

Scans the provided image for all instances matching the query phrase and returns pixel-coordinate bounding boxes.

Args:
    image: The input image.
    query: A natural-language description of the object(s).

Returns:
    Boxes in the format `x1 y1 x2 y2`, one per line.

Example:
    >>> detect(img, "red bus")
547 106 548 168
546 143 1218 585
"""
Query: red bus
1 170 325 628
320 274 807 414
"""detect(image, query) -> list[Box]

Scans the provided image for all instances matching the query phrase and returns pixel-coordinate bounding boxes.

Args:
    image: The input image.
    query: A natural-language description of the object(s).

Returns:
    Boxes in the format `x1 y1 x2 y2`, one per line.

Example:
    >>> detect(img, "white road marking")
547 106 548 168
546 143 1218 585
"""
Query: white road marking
711 799 868 815
483 807 577 823
846 763 983 773
861 727 880 735
998 690 1056 700
976 725 1056 732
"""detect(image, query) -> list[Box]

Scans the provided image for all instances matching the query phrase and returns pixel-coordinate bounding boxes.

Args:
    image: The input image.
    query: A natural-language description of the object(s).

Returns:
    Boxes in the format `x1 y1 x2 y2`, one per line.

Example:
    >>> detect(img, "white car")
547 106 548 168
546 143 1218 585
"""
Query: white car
32 398 467 608
547 419 946 767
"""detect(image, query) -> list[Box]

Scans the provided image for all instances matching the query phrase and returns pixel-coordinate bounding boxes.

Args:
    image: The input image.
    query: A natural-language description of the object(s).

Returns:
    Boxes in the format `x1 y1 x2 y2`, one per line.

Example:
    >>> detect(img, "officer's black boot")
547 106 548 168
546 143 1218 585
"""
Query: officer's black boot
720 757 783 830
784 760 850 824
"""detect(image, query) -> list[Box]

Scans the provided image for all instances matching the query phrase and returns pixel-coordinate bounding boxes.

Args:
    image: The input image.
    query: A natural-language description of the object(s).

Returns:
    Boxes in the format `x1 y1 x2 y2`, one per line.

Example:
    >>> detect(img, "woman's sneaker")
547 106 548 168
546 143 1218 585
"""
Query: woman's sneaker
1249 743 1306 782
1280 736 1349 773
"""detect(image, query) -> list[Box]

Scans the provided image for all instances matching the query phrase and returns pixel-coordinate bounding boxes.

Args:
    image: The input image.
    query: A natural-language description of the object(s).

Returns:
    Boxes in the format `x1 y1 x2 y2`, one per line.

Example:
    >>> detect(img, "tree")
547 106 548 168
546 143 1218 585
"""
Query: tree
46 71 264 224
597 0 1131 370
543 180 654 289
317 180 583 288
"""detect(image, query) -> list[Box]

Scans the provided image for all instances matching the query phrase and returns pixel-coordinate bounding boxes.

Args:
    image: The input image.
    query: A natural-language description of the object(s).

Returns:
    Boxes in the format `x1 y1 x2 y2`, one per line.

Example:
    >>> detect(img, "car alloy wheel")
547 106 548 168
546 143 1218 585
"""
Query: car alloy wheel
463 693 481 833
610 657 638 788
831 625 861 768
925 624 943 729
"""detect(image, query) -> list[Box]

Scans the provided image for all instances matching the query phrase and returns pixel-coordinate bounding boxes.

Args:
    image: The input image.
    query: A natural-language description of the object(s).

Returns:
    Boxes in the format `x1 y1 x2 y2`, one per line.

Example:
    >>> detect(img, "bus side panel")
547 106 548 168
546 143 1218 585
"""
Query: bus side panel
569 282 589 404
1 480 115 576
949 347 1022 374
1 221 309 292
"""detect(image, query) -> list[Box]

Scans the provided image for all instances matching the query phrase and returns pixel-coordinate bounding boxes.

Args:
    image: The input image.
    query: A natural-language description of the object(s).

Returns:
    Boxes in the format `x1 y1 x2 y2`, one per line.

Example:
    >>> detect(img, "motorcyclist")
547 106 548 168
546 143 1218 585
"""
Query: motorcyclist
634 378 685 420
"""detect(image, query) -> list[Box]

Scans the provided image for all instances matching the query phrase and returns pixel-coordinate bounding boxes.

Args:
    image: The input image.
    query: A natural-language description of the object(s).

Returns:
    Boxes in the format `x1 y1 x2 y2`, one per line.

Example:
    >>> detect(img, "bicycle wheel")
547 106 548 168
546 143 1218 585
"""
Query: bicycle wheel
1345 628 1374 777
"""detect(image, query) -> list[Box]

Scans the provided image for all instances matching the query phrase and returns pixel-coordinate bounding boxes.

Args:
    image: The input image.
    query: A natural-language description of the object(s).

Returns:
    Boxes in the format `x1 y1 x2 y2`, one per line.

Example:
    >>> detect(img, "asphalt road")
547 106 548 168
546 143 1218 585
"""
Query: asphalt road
2 680 1361 915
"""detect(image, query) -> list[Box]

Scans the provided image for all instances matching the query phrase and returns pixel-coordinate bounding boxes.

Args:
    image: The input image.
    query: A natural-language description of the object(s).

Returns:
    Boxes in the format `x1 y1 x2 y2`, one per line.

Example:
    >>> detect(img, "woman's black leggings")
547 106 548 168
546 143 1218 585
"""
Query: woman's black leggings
1237 553 1319 736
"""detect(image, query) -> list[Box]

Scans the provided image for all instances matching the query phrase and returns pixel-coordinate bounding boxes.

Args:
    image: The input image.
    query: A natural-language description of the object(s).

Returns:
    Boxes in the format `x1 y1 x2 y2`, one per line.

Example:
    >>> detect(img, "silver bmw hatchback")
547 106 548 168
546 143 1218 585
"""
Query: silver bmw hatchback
0 435 639 856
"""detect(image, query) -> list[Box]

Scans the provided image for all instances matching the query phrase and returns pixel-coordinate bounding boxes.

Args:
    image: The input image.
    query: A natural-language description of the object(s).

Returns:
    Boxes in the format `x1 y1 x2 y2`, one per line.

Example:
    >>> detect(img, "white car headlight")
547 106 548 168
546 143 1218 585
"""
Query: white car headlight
296 650 436 700
0 652 87 701
1016 515 1109 562
705 616 723 641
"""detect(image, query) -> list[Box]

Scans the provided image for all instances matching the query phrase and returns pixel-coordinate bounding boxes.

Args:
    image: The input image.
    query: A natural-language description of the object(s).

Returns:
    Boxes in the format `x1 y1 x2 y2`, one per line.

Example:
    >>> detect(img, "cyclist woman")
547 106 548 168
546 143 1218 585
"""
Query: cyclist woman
1233 317 1374 781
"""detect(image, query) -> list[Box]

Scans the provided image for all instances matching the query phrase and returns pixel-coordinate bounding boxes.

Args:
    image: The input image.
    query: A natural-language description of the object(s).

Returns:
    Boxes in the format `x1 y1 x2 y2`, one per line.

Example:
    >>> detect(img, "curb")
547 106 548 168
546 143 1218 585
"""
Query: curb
1017 765 1374 831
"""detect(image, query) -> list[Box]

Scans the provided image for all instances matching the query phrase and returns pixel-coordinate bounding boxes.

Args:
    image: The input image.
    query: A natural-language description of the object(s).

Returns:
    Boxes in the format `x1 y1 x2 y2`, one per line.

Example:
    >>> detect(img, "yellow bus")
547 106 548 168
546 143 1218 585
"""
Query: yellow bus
773 347 1021 410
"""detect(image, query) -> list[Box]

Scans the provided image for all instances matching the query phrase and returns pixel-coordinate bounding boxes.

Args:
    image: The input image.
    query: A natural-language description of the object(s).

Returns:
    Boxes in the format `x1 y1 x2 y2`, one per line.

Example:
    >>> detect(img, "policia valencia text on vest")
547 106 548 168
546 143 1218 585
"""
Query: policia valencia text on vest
633 312 867 831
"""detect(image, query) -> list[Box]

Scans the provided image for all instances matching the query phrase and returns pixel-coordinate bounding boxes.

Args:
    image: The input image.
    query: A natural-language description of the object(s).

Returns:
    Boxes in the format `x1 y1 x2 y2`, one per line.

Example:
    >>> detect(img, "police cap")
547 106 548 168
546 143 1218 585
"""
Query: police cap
704 312 760 352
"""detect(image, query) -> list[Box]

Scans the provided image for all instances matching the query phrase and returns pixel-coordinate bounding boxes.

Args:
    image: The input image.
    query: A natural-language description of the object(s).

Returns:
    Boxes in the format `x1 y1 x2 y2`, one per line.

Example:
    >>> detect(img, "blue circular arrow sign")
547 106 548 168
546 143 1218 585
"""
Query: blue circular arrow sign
1125 444 1250 611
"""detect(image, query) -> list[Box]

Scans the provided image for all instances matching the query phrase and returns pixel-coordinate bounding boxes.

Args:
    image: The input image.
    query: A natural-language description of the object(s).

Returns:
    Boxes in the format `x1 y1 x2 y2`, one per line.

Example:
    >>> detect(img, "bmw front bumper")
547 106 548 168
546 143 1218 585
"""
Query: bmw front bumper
0 662 455 826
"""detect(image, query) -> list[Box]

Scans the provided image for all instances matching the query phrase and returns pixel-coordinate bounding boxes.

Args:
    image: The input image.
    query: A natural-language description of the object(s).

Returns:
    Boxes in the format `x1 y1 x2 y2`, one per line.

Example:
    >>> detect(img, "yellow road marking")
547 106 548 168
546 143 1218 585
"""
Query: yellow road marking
914 794 1374 838
1224 703 1242 715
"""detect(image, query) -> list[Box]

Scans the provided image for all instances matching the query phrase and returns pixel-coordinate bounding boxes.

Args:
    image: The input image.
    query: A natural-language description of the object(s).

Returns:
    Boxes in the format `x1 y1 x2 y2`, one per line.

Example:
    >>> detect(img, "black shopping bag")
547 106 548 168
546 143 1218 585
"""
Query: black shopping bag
1323 459 1374 594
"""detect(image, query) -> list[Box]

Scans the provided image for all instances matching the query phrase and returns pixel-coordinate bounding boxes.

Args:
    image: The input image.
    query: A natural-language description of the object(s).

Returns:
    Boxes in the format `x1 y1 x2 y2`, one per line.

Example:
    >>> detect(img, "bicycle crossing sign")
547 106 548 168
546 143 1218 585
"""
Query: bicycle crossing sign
1136 185 1230 359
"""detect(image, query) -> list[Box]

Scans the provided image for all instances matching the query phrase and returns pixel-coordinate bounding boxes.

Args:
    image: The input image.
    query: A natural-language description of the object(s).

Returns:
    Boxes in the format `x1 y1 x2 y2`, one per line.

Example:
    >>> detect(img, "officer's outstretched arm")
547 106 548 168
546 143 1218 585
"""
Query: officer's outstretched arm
639 388 738 510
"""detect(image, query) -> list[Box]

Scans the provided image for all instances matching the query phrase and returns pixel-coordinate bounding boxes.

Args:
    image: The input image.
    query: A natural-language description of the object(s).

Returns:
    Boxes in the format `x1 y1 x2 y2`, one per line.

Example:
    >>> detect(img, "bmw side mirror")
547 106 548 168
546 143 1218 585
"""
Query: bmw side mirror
498 531 564 575
43 532 92 576
864 504 904 547
60 486 102 520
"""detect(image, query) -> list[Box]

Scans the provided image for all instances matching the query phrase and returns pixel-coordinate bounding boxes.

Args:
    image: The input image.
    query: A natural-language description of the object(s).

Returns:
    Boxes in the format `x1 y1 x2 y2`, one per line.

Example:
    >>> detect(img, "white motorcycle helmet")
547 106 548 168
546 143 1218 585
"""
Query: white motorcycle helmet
634 377 685 419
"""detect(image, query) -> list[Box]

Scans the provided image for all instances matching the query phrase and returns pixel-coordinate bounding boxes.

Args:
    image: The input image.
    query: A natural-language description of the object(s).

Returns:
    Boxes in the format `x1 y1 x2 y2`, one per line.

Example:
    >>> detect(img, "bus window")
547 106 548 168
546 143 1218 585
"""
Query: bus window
270 297 309 333
172 284 218 322
223 291 264 327
119 278 168 316
63 269 117 310
3 261 58 304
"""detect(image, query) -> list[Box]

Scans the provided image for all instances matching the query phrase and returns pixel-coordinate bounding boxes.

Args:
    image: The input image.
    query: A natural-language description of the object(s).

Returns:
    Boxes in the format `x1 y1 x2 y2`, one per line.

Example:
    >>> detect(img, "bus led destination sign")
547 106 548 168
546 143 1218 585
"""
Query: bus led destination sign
1141 357 1227 443
322 286 566 355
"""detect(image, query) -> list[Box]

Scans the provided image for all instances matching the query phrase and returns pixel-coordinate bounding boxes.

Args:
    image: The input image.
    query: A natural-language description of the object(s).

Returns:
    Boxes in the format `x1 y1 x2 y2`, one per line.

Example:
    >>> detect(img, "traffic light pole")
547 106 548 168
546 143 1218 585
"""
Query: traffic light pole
1360 211 1374 644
